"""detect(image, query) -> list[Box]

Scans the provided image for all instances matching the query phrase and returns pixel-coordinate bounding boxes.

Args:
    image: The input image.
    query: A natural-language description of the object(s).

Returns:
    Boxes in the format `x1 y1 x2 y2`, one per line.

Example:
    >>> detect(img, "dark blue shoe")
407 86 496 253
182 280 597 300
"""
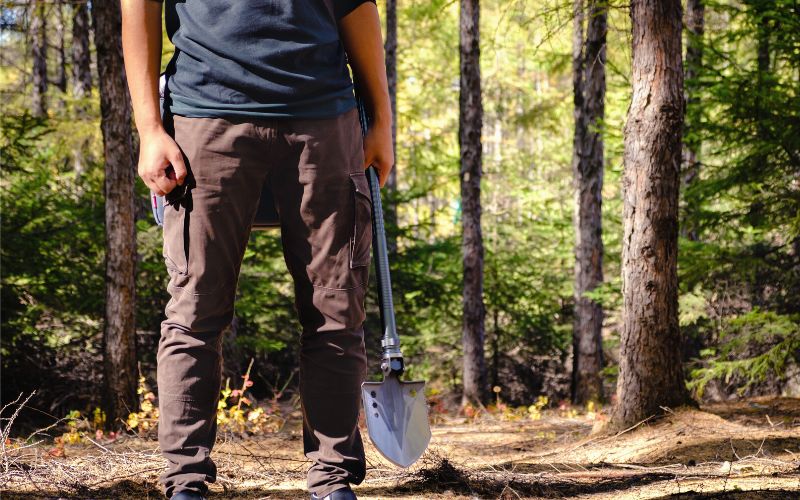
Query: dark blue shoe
310 486 357 500
171 492 207 500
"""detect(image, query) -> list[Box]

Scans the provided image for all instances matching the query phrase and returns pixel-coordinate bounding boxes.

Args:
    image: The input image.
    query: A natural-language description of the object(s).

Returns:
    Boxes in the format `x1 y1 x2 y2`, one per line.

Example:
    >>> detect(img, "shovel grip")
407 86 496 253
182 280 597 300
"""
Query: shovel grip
355 89 402 362
366 167 401 357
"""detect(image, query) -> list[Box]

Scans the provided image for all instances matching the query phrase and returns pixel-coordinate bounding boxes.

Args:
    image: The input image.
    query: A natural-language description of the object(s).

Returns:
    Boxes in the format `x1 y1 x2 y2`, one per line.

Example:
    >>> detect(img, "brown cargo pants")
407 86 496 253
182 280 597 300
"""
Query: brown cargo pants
157 108 371 499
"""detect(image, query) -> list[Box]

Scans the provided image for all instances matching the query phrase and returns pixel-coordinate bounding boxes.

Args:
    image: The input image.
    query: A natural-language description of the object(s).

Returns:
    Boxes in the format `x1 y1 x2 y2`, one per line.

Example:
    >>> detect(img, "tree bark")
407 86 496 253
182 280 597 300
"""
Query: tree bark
611 0 692 430
92 0 138 428
55 0 67 93
571 0 606 405
681 0 704 240
754 2 770 148
30 0 48 117
72 0 93 98
384 0 398 254
460 0 488 406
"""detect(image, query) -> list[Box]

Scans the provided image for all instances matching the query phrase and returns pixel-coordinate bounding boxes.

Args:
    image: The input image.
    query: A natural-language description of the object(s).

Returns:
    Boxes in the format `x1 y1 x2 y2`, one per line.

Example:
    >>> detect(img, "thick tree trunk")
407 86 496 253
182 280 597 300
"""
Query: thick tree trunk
55 0 67 93
571 0 606 405
92 0 138 428
459 0 487 406
611 0 692 430
30 0 48 117
384 0 398 254
681 0 704 240
72 0 93 97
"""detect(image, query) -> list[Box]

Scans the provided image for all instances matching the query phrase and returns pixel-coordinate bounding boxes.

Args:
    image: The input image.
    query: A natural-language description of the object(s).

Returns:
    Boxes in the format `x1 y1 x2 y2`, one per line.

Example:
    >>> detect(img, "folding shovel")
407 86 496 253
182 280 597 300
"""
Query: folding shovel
357 100 432 469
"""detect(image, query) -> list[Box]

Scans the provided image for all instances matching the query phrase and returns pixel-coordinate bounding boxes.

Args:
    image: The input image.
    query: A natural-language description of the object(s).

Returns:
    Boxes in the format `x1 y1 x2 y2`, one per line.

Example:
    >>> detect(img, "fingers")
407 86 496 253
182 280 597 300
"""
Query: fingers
168 146 188 185
143 166 176 196
362 147 393 188
153 173 177 196
138 131 186 196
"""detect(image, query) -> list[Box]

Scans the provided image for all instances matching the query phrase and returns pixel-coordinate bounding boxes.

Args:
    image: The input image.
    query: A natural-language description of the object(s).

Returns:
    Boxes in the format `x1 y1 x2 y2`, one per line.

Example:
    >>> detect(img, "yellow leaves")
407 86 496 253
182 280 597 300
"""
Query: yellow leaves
528 395 549 421
61 428 82 445
92 407 106 429
247 407 265 422
126 373 158 436
126 412 139 429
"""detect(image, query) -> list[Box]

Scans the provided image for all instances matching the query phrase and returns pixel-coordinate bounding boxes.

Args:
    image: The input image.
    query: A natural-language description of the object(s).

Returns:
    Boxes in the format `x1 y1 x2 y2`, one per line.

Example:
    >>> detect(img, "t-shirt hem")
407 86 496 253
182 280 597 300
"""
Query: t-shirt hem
168 100 356 120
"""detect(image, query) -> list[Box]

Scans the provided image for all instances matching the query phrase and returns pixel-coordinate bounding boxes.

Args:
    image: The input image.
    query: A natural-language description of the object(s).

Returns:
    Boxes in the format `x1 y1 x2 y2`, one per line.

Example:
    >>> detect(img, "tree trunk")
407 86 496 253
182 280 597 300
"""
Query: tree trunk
55 0 67 93
754 2 770 151
571 0 606 405
92 0 138 428
384 0 398 254
611 0 692 430
460 0 487 406
30 0 48 117
681 0 704 240
72 0 93 98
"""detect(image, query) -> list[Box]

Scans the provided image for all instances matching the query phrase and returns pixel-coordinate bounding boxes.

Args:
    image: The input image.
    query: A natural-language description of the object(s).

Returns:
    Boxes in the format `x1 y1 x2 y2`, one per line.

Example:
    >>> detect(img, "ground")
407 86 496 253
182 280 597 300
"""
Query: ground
2 397 799 499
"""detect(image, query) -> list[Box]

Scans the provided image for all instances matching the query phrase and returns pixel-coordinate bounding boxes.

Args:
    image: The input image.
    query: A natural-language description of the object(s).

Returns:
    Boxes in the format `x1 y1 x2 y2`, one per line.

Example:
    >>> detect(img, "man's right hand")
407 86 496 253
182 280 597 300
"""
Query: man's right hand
138 127 188 196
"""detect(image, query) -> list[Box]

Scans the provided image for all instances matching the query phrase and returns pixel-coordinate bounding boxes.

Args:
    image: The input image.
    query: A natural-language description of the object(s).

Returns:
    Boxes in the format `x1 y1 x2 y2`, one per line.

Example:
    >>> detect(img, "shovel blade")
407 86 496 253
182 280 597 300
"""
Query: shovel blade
361 377 431 468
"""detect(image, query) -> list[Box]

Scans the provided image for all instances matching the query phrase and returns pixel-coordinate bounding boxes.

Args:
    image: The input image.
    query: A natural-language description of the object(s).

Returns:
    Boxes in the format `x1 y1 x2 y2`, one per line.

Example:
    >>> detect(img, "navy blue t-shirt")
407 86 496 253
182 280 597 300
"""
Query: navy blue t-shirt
162 0 373 119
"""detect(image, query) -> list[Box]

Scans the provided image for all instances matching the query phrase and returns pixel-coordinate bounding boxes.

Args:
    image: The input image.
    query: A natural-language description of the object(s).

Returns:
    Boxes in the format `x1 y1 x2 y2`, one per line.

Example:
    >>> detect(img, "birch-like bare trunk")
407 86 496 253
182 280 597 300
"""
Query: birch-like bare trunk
72 0 93 98
55 0 67 93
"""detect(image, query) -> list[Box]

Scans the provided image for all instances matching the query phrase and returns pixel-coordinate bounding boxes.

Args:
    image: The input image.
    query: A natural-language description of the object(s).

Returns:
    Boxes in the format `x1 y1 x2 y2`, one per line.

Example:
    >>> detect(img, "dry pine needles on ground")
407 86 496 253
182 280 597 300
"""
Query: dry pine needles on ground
2 396 799 499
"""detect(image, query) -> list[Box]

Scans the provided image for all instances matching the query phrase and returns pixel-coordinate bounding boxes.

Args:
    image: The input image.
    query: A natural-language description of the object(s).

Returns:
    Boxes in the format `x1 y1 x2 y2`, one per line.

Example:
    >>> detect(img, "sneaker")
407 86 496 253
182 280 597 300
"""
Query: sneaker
310 486 357 500
171 492 207 500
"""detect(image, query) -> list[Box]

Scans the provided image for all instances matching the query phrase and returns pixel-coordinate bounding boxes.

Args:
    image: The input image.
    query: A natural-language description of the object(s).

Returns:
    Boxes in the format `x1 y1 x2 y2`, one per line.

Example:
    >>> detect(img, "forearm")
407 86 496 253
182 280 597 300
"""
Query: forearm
339 2 392 129
121 0 163 136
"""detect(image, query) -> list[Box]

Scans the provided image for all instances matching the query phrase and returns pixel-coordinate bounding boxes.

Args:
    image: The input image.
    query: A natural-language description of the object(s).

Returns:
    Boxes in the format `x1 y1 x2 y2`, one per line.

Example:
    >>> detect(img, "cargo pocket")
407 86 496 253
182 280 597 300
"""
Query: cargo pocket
349 171 372 269
163 201 189 276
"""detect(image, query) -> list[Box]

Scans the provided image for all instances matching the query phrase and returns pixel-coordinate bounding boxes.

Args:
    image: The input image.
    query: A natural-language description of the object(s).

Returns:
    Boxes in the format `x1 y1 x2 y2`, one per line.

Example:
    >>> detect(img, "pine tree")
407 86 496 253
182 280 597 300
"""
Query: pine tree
460 0 488 406
92 0 138 428
72 0 93 97
571 0 607 405
30 0 48 116
611 0 692 429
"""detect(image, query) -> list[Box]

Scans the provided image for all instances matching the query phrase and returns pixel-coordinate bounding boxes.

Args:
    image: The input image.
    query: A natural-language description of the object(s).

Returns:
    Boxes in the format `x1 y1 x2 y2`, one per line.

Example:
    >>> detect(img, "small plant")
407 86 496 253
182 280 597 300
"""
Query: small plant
216 359 287 435
528 396 549 420
126 370 158 437
57 406 114 446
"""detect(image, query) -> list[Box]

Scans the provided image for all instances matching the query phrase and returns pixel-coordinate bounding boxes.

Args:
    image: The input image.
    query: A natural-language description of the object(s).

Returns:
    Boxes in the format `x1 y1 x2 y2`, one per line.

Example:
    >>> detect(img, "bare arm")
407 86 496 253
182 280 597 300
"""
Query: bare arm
339 2 394 187
121 0 186 195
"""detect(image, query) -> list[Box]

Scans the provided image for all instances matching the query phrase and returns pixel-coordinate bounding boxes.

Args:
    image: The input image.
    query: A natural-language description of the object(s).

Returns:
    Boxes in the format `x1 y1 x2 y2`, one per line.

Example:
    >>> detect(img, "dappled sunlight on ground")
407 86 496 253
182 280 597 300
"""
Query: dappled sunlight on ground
2 398 798 499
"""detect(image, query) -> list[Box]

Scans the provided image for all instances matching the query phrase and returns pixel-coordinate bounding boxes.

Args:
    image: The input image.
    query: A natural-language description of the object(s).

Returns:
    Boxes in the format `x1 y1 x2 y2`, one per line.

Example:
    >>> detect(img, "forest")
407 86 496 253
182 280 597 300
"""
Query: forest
1 0 799 498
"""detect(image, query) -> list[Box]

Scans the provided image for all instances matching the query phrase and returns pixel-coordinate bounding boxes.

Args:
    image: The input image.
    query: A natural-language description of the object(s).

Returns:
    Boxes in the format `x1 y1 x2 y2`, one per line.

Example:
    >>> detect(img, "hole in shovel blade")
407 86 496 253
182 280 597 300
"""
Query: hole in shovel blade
409 389 417 397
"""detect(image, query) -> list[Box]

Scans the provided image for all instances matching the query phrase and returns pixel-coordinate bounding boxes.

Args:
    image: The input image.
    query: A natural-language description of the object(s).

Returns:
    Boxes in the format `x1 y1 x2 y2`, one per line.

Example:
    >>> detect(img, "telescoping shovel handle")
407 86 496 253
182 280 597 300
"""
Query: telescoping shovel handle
356 93 404 377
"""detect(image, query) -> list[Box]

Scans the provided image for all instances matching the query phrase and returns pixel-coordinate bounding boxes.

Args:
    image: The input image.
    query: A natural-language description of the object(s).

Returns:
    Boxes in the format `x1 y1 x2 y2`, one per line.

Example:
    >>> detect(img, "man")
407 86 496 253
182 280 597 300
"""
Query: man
120 1 394 499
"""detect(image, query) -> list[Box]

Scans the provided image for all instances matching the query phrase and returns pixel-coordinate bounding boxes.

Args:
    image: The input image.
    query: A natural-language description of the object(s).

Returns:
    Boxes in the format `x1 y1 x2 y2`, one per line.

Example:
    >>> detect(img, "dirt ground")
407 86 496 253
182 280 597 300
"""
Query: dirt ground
2 397 799 499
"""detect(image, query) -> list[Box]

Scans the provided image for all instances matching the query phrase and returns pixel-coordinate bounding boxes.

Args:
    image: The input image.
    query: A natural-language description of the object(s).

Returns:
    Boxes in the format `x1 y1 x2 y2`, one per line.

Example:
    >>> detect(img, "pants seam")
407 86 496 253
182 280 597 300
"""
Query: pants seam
311 282 367 292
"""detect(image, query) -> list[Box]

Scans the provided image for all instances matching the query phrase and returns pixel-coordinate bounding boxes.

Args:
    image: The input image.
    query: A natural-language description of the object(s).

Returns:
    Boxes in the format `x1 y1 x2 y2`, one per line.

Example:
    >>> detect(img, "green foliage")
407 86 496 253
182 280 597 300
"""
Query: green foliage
2 0 798 417
1 111 107 416
684 0 800 241
687 310 800 398
679 0 800 399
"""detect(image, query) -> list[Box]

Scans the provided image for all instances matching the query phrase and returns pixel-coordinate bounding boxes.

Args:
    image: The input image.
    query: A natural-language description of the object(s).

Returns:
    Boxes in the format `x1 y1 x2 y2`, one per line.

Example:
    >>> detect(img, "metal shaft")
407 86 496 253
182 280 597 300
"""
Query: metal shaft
356 91 403 370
